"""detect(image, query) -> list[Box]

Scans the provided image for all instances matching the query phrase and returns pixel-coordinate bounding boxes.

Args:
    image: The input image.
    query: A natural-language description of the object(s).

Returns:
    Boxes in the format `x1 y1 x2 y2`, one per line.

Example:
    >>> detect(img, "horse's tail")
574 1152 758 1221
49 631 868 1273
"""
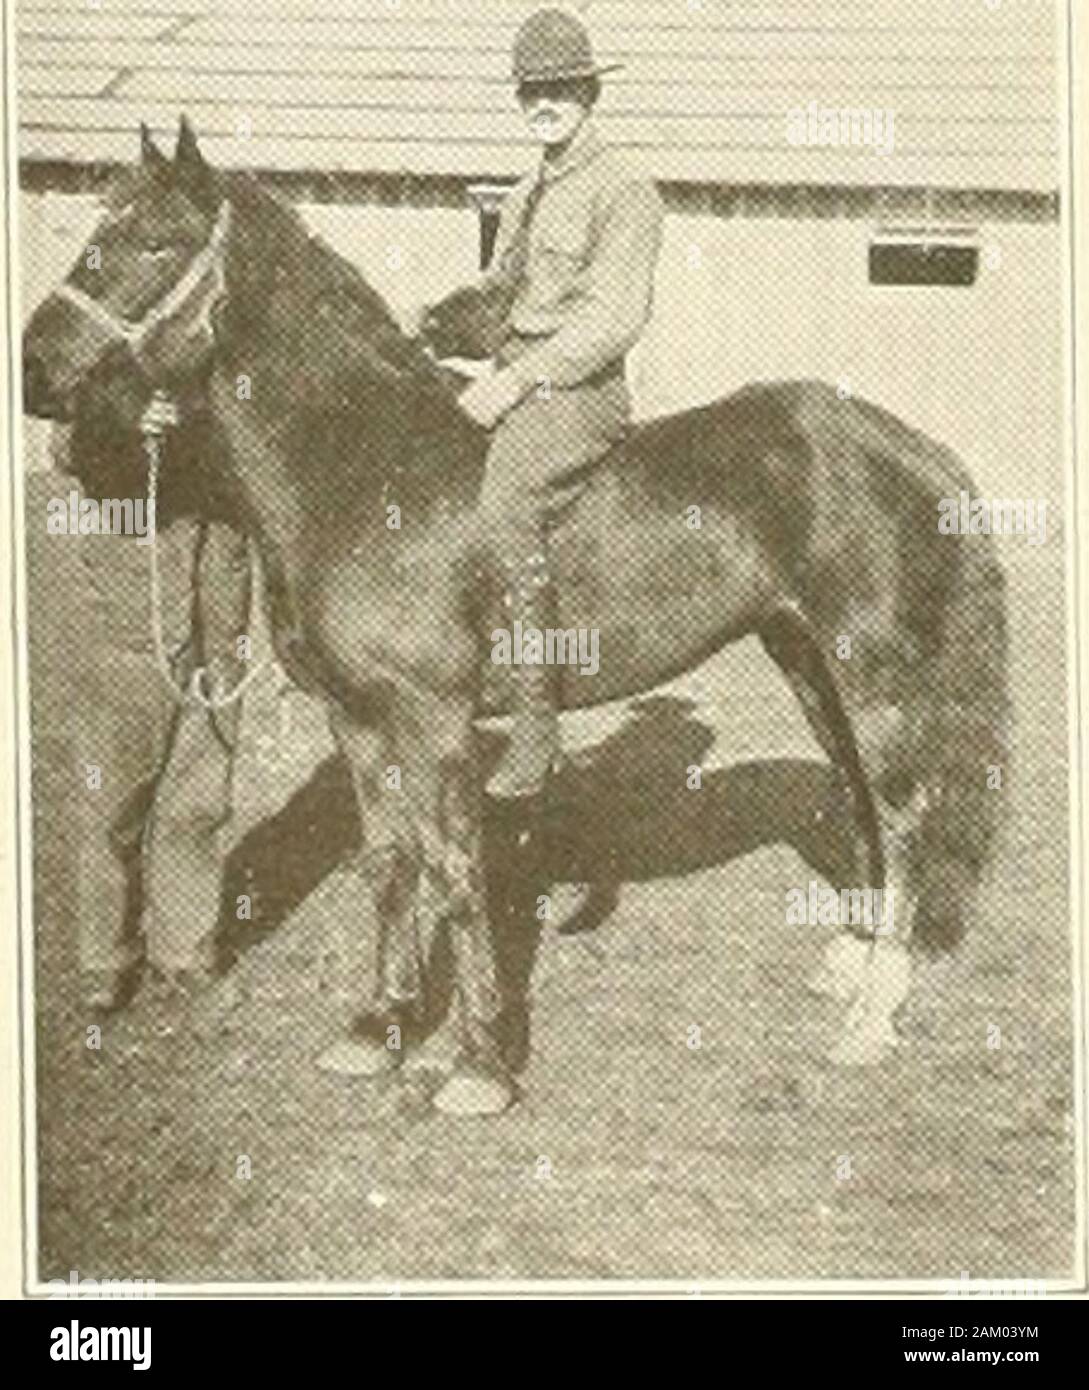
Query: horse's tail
912 537 1011 952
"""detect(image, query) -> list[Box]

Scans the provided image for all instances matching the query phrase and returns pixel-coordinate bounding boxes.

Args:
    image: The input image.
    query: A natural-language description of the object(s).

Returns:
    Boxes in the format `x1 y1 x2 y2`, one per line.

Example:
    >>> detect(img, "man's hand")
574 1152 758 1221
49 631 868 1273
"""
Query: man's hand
456 369 527 429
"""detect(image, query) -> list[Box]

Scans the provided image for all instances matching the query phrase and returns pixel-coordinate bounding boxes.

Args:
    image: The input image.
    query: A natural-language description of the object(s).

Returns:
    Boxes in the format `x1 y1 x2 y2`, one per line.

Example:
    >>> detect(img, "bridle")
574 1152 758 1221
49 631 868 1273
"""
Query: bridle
57 196 267 711
54 198 232 368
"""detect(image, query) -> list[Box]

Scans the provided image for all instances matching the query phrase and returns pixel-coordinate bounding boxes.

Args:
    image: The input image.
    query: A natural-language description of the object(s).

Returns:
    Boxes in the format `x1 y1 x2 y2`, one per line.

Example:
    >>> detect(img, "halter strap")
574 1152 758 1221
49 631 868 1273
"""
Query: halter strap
54 199 232 362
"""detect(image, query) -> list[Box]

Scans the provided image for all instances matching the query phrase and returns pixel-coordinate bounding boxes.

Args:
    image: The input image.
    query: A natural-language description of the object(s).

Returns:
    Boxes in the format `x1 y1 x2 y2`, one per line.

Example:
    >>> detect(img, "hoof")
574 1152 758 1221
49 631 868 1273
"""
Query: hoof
432 1069 513 1116
316 1037 397 1078
82 970 125 1013
401 1029 459 1078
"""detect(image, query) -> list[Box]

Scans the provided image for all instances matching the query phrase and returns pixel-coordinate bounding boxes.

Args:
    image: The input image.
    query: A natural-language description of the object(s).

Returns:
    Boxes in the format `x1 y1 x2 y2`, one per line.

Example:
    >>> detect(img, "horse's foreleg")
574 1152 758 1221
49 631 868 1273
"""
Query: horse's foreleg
385 696 461 1079
421 701 513 1116
316 706 419 1077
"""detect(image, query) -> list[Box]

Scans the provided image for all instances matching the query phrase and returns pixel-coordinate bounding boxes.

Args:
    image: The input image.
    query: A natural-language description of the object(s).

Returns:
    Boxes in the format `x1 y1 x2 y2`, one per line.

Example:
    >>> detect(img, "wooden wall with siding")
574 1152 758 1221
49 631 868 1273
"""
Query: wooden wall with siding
16 0 1061 196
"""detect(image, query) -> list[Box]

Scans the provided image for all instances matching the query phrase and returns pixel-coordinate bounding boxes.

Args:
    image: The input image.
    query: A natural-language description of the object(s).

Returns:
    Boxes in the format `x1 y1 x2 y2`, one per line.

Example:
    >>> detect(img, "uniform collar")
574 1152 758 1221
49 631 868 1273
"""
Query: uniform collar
537 118 604 186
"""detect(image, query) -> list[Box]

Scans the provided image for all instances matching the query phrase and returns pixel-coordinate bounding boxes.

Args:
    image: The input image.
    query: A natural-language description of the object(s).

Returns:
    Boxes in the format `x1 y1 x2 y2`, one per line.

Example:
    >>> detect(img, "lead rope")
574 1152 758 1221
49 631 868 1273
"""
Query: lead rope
142 390 267 710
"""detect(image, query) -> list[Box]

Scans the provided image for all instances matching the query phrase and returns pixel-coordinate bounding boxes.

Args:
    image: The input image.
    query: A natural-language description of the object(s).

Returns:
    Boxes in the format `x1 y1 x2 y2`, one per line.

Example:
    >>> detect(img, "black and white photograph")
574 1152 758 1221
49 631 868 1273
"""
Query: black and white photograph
2 0 1085 1302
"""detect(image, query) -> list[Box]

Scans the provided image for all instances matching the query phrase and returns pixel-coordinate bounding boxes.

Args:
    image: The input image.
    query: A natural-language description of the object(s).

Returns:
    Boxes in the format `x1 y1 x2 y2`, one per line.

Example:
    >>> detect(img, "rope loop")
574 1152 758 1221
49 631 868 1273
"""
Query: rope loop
142 392 267 711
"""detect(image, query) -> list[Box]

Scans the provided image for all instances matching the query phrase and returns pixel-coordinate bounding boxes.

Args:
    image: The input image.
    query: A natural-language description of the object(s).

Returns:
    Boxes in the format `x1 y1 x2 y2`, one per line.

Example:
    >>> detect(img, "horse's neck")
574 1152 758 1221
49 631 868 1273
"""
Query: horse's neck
206 368 306 542
212 183 489 575
223 178 484 468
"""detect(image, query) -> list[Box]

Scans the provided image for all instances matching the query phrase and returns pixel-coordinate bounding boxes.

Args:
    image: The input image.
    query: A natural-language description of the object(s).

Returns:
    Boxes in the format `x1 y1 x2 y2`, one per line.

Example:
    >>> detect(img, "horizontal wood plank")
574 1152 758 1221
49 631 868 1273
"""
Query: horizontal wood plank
16 0 1057 32
163 17 1054 61
16 12 179 39
17 124 1057 192
529 0 1055 29
15 40 1057 90
19 96 1058 159
104 67 1058 123
17 65 121 98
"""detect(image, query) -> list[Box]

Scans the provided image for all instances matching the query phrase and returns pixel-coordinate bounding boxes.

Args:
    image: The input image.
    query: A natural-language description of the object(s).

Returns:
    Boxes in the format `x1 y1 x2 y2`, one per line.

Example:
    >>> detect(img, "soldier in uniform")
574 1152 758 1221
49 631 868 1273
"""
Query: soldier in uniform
47 416 251 1015
421 6 665 799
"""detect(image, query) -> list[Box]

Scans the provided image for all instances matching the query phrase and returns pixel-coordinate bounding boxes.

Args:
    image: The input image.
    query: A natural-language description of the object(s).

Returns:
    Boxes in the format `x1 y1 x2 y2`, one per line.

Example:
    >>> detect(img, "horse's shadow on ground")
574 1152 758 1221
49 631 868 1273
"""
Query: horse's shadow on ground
216 694 855 972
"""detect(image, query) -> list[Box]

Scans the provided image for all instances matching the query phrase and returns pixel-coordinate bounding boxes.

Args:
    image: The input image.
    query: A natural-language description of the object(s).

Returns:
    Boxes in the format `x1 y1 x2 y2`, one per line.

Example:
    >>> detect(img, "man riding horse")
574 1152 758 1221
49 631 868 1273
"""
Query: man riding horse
21 18 1010 1115
422 7 664 800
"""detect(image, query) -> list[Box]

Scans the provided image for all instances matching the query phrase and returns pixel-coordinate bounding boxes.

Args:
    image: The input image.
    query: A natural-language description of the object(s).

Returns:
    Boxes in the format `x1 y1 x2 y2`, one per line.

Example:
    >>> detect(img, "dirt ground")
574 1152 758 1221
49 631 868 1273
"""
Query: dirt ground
21 468 1076 1288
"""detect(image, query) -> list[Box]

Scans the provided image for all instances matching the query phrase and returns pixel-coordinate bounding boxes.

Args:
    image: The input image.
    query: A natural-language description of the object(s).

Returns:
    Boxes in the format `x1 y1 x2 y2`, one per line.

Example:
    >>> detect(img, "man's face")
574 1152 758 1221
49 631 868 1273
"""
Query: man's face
517 79 590 147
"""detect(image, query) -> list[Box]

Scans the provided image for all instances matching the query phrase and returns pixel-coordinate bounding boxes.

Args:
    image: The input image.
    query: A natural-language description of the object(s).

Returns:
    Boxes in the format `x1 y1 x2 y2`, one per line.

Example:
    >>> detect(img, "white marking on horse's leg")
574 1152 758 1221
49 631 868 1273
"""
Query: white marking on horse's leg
412 861 447 970
315 1036 398 1077
432 1071 512 1117
829 839 917 1067
807 934 870 1002
827 780 923 1065
829 937 912 1066
323 710 400 1015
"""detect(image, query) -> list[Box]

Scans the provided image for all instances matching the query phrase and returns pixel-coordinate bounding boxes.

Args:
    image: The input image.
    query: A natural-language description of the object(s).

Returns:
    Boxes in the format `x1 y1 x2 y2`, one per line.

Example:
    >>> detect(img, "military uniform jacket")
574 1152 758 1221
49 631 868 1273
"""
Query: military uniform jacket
438 120 665 391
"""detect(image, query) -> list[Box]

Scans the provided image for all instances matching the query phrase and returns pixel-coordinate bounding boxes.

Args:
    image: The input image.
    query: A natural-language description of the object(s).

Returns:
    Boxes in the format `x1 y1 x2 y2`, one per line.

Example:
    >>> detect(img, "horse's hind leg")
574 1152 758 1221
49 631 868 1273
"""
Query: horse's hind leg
761 610 884 1005
774 668 870 1004
808 650 923 1064
828 704 924 1065
761 607 915 1063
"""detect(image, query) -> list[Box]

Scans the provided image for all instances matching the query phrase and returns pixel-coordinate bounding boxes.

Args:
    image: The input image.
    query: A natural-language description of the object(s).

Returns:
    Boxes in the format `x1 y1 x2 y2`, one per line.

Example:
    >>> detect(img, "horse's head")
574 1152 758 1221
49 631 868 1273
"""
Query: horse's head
25 114 485 515
22 116 227 433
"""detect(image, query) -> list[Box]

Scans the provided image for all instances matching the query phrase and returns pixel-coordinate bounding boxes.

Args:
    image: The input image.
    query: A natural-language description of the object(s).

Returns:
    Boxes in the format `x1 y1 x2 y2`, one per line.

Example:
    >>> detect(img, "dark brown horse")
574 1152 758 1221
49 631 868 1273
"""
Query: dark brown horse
22 120 1010 1114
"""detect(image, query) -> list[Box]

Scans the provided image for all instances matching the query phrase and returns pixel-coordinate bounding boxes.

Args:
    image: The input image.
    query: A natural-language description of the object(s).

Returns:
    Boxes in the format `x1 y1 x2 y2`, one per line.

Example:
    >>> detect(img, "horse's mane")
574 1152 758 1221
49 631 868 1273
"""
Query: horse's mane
223 174 446 384
216 171 483 475
227 173 398 330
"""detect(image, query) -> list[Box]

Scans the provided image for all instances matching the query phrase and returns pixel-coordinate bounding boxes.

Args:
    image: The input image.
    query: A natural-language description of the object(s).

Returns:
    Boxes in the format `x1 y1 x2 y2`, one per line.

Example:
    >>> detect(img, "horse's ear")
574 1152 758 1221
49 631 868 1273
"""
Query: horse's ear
174 114 219 212
139 122 169 172
175 114 204 169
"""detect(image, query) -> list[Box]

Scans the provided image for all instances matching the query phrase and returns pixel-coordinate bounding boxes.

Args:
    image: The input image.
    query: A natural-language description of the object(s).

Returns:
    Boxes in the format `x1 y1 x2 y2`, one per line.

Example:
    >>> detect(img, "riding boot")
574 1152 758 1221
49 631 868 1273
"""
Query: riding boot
486 549 559 801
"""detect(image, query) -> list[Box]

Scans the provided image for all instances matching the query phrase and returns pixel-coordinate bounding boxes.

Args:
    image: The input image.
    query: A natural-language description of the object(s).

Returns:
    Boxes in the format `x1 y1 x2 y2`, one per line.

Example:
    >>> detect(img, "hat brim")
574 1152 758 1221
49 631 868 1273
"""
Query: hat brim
513 62 624 82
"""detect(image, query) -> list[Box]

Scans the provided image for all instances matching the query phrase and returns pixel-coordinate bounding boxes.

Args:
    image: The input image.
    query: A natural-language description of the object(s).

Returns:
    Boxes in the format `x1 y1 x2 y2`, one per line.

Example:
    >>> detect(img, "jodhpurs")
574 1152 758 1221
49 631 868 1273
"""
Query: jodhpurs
479 342 631 579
